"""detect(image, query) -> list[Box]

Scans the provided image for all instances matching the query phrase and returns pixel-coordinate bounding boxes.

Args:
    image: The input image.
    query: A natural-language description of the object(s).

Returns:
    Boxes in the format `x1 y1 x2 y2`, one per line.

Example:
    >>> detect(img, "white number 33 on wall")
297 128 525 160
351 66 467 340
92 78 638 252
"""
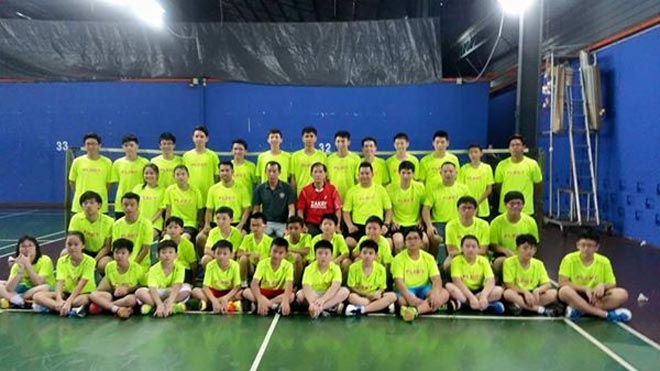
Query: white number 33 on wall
55 141 69 151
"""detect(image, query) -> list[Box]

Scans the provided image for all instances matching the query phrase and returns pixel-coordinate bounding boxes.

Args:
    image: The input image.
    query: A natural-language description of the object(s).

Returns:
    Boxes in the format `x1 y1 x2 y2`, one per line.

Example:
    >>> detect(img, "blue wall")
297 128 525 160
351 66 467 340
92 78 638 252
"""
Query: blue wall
538 26 660 245
0 81 489 204
487 86 517 148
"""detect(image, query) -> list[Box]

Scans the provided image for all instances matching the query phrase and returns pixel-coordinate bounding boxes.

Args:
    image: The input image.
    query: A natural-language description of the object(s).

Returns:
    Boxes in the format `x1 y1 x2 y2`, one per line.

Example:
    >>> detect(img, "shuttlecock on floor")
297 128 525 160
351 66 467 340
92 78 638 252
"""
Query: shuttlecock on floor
637 293 649 303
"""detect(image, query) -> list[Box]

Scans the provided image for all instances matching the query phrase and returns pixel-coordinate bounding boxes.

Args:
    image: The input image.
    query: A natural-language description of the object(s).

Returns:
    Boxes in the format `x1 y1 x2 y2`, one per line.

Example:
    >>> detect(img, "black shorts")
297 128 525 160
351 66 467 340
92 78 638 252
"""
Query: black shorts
344 224 365 241
183 227 198 240
306 223 322 237
83 249 99 258
184 269 194 284
387 225 418 238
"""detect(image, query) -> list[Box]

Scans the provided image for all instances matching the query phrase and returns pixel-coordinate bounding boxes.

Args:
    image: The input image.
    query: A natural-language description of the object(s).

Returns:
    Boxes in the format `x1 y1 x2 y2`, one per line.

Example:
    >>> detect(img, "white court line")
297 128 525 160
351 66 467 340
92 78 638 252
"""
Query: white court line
617 322 660 352
0 210 37 220
249 313 280 371
0 231 65 253
563 318 638 371
0 237 66 258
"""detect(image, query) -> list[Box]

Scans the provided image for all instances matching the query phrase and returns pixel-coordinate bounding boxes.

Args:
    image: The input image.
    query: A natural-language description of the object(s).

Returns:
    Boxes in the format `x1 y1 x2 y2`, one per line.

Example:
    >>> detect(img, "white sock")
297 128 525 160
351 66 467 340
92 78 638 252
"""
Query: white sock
537 306 546 314
10 294 24 306
111 305 119 313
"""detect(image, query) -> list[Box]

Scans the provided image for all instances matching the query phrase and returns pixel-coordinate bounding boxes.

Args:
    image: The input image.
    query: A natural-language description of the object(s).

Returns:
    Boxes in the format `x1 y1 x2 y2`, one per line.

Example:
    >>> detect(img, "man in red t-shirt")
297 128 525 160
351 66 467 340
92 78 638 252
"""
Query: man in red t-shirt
296 162 342 236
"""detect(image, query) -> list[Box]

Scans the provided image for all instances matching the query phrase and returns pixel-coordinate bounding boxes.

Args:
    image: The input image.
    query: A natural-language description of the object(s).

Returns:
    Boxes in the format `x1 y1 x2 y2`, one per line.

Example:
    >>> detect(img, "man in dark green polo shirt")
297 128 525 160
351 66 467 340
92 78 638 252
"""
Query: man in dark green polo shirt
253 161 296 237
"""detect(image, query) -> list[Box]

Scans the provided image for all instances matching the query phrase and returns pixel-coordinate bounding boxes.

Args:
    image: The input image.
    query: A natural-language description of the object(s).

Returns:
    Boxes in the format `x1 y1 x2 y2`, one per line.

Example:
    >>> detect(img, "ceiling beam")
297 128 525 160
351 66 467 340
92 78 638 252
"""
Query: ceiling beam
242 0 261 21
258 0 276 22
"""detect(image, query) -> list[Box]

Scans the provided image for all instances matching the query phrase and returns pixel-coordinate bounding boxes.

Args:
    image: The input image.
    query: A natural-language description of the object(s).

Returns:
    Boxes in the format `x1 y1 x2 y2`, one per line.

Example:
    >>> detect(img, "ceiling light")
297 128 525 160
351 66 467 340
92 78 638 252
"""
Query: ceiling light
498 0 534 15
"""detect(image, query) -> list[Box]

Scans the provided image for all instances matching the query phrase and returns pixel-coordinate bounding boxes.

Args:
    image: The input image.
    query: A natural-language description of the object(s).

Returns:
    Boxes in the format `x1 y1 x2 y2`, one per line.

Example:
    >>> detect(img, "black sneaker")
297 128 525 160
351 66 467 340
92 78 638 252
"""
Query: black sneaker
543 302 565 317
446 299 462 314
507 303 523 316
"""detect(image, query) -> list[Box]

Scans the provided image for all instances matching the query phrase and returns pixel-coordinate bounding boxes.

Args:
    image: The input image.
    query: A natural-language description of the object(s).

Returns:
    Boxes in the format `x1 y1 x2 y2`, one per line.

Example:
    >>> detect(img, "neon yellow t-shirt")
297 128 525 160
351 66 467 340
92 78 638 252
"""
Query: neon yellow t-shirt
309 233 349 261
285 233 312 262
238 233 274 263
112 216 153 269
111 156 150 207
256 151 291 183
385 154 420 185
171 237 197 270
147 261 186 288
343 183 392 225
386 181 426 227
494 156 542 214
326 152 361 200
423 182 470 223
132 184 165 231
163 184 203 228
358 157 390 186
203 260 241 291
206 182 251 223
356 236 393 265
182 149 220 204
450 255 494 291
68 212 114 253
9 255 55 288
231 160 257 201
150 155 183 189
558 251 616 288
459 163 494 217
68 155 113 213
253 258 294 290
302 261 342 293
489 213 539 252
391 249 439 287
419 152 460 186
56 254 97 294
104 260 146 289
502 257 550 291
206 226 244 251
445 218 491 248
291 149 327 195
347 260 387 295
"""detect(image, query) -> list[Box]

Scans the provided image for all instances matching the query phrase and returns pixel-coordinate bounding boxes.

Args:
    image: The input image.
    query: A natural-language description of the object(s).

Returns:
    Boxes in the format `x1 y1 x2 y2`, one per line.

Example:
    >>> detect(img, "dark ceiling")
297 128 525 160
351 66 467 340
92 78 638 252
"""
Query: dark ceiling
1 0 659 85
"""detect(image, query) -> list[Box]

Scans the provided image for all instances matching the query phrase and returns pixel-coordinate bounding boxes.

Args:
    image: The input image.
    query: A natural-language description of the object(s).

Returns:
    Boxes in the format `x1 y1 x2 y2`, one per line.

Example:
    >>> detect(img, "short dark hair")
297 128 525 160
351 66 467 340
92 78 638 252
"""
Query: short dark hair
508 134 526 146
358 162 373 172
219 160 234 170
79 190 102 206
159 132 176 144
577 228 601 244
121 192 140 204
268 128 283 137
314 239 333 253
266 161 281 172
250 212 267 224
441 161 456 169
365 215 383 227
461 234 480 246
232 139 248 150
310 162 327 174
301 127 317 136
393 132 409 142
504 191 525 204
66 231 86 245
215 206 234 219
398 160 415 173
165 216 184 228
193 125 209 136
359 239 379 253
516 234 538 247
15 235 42 264
404 228 423 240
361 137 377 147
433 130 449 141
320 213 338 225
334 130 351 140
467 143 482 151
157 239 178 253
83 132 101 144
173 164 189 175
112 238 134 253
457 196 478 209
122 134 138 145
212 240 233 252
271 237 289 251
286 215 305 227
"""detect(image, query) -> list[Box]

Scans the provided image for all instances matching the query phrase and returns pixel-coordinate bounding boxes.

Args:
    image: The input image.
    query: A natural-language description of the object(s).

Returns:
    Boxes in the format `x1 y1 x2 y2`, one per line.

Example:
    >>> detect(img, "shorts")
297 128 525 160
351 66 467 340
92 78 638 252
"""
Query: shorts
209 288 230 298
260 288 284 299
15 284 30 294
138 284 193 305
397 284 432 299
183 227 199 239
83 249 99 258
388 225 418 238
345 224 366 241
306 223 322 237
265 222 286 238
184 269 194 284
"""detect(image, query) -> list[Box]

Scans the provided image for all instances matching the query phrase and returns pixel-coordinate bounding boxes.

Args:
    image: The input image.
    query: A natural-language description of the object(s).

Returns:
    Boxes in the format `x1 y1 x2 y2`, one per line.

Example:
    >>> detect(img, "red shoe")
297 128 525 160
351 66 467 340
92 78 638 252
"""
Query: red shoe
89 303 104 315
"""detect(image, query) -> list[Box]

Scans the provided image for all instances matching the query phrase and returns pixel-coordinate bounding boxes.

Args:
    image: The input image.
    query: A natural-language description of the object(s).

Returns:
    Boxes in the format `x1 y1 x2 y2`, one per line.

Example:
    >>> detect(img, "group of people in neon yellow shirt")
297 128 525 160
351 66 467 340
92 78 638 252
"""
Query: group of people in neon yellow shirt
0 127 631 322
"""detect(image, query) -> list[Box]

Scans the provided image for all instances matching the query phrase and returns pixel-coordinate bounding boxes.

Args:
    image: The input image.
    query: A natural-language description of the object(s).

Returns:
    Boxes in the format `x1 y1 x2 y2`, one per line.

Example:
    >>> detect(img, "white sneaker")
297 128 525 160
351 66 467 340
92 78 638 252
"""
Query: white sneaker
32 303 49 314
345 304 362 316
388 303 396 314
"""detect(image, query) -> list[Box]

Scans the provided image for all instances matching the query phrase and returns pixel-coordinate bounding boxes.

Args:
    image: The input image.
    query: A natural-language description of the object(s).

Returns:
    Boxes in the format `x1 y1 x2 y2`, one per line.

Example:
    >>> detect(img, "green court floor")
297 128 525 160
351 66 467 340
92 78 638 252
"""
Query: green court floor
0 312 658 371
0 210 65 258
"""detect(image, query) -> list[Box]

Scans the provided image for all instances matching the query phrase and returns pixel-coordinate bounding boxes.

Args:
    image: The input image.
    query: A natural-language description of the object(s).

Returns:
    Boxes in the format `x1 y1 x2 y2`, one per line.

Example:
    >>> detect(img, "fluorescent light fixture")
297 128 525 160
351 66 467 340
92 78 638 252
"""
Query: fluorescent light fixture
498 0 534 15
99 0 165 29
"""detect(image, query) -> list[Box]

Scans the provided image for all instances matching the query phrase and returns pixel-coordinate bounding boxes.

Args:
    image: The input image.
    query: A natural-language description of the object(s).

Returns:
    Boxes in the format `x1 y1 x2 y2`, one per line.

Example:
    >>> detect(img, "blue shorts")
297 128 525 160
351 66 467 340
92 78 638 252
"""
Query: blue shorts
397 284 432 299
15 284 30 294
